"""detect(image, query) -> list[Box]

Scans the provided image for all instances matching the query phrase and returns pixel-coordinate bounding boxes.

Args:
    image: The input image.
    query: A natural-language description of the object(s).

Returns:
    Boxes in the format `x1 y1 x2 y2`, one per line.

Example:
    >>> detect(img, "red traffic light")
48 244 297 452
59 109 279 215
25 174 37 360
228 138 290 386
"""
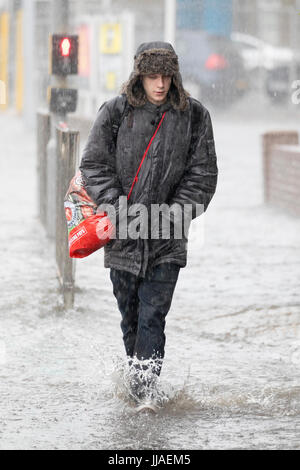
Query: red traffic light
50 34 78 75
60 37 71 57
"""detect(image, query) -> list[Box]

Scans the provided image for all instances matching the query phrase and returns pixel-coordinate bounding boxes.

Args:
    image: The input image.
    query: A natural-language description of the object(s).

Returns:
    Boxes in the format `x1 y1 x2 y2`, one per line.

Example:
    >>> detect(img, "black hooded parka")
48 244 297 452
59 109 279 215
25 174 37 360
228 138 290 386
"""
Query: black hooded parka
79 43 218 277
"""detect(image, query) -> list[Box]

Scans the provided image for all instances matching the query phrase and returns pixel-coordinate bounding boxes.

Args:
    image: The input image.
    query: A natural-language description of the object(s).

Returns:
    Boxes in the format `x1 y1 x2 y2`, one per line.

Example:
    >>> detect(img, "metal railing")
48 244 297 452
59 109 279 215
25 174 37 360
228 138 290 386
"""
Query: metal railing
37 110 79 310
56 124 79 309
37 111 51 227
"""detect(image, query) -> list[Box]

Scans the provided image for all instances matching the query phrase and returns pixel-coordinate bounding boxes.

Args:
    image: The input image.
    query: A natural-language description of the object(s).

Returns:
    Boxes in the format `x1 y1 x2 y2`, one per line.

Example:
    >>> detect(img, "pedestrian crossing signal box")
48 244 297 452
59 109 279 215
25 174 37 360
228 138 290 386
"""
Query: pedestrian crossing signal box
50 34 79 75
48 87 78 114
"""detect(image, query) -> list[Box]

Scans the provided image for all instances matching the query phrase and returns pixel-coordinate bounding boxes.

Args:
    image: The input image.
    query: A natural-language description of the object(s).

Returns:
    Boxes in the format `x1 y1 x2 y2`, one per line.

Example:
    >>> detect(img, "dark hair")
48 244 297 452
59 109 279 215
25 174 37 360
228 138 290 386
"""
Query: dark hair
168 77 180 107
133 76 147 102
120 72 190 111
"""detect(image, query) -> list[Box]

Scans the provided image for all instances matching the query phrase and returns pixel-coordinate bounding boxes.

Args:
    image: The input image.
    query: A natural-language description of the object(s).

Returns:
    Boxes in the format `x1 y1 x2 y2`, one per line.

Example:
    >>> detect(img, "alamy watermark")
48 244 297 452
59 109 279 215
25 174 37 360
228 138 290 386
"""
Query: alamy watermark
0 80 6 105
291 80 300 104
96 196 205 244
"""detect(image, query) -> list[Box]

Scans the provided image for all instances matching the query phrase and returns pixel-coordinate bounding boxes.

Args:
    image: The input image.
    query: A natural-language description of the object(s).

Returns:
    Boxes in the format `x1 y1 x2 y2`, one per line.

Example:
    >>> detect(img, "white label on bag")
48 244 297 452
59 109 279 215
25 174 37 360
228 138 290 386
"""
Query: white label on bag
69 226 88 246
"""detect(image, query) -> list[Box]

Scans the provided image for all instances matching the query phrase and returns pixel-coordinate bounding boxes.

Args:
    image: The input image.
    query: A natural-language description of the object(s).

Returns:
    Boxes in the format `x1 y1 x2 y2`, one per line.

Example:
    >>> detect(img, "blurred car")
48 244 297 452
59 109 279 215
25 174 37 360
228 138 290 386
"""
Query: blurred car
265 63 300 103
176 30 249 107
231 32 299 103
230 32 293 72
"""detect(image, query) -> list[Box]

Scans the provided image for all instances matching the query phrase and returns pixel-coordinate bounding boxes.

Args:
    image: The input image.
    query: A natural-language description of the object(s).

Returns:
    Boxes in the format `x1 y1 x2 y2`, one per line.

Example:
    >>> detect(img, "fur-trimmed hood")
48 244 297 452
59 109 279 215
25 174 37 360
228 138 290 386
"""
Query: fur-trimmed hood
120 41 190 111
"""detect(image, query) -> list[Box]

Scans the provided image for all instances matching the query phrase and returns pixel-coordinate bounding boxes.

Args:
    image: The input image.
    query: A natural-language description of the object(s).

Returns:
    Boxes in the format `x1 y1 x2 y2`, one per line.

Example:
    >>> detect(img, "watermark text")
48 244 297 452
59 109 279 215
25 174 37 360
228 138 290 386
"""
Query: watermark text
96 197 205 242
291 80 300 104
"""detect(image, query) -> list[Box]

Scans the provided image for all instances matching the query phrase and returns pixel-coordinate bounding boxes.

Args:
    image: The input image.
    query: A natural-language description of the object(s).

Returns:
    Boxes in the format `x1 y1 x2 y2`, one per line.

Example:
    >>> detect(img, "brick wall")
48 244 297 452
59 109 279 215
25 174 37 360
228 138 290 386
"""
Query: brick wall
262 131 300 217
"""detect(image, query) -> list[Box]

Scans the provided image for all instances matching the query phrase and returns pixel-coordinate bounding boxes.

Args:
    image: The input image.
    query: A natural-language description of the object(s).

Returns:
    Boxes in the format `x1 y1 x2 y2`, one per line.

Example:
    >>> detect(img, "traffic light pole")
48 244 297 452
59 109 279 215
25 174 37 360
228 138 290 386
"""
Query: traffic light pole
51 0 69 35
51 0 69 121
46 0 71 236
45 0 79 310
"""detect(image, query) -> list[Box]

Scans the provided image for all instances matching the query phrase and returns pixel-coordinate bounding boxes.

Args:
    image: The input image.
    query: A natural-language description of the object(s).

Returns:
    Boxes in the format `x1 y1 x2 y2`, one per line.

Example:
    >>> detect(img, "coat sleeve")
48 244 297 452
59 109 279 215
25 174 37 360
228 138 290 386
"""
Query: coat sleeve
168 107 218 219
79 102 123 209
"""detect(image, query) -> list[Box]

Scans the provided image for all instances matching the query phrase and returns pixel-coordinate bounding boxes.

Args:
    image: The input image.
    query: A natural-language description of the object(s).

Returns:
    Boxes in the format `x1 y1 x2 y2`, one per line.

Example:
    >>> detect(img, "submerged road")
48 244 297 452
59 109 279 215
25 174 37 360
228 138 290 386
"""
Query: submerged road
0 97 300 449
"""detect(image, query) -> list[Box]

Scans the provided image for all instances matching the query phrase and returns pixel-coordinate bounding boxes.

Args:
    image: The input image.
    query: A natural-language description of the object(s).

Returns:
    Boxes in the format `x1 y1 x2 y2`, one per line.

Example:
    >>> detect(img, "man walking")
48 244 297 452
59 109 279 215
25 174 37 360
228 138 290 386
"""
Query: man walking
79 41 218 407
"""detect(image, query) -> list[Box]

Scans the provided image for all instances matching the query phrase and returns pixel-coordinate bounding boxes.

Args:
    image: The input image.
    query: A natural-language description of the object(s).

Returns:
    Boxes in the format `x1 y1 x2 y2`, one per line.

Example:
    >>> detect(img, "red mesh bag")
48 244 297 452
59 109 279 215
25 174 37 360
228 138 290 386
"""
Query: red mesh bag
64 171 115 258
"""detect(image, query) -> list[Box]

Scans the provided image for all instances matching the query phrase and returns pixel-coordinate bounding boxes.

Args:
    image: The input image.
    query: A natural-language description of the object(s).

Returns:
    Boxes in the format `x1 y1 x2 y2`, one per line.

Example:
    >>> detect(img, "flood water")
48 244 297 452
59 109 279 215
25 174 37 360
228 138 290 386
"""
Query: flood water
1 94 300 450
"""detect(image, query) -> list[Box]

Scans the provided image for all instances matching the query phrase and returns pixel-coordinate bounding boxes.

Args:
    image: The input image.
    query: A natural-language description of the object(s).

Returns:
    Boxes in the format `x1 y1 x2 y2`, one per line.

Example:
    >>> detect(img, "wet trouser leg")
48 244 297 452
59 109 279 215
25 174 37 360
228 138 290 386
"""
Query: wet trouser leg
110 268 140 358
134 263 180 367
110 263 180 375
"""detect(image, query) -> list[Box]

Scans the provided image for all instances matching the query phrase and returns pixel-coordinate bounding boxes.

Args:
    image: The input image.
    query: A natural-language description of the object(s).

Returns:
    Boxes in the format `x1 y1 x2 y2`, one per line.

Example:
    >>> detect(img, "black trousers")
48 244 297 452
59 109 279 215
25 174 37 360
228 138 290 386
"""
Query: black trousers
110 262 180 374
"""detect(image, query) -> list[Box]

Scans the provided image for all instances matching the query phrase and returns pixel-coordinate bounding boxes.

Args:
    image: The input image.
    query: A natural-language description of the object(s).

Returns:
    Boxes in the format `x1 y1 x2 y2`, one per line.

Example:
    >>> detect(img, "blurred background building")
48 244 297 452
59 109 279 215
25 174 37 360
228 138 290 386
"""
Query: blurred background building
0 0 299 125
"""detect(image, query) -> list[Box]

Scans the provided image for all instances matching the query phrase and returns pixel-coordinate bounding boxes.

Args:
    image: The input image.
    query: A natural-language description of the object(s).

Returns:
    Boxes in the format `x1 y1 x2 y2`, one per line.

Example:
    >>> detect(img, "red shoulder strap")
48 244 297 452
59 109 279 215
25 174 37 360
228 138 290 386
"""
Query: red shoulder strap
127 112 166 201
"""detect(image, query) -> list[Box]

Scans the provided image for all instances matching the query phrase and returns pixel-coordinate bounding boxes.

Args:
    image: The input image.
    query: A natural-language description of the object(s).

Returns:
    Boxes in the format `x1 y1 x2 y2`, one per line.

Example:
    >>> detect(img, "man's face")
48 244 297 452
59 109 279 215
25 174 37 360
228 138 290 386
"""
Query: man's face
142 74 172 105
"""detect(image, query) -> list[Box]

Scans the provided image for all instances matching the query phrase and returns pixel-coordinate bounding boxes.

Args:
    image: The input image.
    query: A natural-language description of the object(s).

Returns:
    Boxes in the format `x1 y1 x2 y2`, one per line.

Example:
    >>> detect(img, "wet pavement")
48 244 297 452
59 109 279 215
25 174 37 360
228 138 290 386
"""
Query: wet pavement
0 95 300 449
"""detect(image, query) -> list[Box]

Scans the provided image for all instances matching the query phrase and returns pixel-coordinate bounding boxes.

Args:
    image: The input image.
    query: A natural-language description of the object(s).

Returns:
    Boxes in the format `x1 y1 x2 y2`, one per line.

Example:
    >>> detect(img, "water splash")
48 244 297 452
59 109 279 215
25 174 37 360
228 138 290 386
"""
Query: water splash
107 355 200 414
108 356 300 418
